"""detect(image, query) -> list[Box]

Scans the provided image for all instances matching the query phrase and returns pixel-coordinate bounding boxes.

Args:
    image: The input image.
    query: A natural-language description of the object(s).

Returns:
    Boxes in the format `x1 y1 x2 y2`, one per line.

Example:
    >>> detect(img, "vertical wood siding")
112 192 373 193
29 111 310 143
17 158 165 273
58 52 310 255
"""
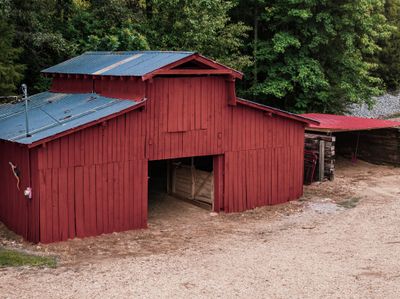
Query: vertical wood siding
94 77 145 100
50 77 93 93
146 76 305 212
34 111 147 243
2 75 305 243
0 141 39 241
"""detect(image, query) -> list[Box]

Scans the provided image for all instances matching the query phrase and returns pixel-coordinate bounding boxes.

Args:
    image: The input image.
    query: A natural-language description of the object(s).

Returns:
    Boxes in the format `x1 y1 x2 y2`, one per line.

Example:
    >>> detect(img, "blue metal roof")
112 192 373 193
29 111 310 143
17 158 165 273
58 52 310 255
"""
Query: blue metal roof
42 51 195 76
0 92 138 145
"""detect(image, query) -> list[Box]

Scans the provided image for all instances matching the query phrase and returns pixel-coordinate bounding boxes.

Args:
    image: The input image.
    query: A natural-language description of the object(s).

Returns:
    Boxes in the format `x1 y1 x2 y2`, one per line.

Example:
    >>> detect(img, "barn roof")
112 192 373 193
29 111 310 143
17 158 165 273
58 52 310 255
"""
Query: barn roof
301 113 400 132
41 51 243 79
0 92 142 146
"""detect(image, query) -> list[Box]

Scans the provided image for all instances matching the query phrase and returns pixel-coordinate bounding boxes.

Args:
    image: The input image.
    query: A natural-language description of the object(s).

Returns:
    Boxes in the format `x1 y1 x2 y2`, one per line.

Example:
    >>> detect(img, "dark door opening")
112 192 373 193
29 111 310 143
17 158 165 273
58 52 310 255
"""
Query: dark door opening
148 156 214 211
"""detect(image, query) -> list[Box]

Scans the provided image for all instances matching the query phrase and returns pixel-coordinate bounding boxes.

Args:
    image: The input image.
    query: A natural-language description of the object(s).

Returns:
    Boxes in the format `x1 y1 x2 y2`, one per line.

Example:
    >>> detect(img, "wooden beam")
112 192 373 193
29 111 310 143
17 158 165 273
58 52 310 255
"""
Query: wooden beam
226 77 237 106
167 160 171 194
191 157 195 200
142 69 235 80
319 140 325 181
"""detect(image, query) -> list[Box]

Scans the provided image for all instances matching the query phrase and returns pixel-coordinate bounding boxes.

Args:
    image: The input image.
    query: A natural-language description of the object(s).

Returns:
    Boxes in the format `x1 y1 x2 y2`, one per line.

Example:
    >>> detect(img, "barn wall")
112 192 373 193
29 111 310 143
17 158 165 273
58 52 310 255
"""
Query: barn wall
94 77 145 100
223 105 305 211
25 75 305 243
35 110 147 243
50 76 146 101
146 76 305 212
145 76 227 160
0 141 39 241
50 77 93 93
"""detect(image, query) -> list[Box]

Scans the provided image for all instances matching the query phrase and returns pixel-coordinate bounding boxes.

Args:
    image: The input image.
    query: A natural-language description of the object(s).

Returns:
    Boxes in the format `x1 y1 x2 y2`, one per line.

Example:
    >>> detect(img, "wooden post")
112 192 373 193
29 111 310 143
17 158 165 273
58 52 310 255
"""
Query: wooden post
319 140 325 181
166 160 171 194
210 170 214 211
172 163 176 194
191 157 195 199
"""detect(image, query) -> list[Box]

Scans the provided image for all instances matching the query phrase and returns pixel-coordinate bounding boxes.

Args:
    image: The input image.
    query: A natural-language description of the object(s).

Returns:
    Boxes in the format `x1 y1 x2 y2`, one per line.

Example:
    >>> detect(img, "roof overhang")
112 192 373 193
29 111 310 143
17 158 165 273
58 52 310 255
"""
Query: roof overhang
0 92 147 148
141 53 243 81
41 51 243 81
27 100 146 148
301 113 400 133
237 98 319 126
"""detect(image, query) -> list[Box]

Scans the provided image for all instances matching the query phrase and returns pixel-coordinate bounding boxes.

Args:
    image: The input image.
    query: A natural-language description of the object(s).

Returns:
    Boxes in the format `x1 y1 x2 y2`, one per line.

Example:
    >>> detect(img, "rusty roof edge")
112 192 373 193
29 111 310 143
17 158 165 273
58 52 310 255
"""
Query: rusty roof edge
236 98 320 125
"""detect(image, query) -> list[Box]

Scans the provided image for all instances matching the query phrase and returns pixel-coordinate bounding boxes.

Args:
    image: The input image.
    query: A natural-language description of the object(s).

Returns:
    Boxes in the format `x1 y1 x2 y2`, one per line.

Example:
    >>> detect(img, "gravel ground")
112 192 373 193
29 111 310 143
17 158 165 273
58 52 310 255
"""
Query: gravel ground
1 160 400 298
350 92 400 118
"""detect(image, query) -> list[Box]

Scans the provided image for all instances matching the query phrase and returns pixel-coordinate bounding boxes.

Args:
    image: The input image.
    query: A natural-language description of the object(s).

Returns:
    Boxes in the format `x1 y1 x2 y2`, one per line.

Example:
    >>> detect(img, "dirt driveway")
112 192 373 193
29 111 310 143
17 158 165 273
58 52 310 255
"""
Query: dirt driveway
0 159 400 298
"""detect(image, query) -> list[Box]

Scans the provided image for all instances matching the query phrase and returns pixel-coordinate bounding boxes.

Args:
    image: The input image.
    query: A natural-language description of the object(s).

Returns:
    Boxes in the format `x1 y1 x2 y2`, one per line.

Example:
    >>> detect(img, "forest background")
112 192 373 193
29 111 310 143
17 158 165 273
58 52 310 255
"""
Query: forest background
1 0 400 113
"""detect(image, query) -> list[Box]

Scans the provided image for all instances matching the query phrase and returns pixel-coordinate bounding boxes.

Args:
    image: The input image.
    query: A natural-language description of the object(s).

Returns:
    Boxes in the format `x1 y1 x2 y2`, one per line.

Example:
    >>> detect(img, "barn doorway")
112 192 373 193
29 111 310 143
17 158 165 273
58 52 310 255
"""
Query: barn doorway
148 156 215 213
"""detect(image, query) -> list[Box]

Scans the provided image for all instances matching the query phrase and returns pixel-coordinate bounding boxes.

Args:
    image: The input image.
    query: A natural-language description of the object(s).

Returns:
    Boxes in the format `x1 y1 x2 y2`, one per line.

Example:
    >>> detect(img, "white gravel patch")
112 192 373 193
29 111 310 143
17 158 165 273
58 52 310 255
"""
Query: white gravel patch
1 163 400 299
350 92 400 118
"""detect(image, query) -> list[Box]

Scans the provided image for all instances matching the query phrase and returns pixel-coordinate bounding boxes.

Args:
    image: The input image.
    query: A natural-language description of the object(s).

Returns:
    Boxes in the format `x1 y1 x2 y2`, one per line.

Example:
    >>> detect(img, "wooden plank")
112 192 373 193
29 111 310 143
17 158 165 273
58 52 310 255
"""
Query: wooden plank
39 169 50 243
319 140 325 181
106 163 114 232
95 164 103 234
75 166 85 237
141 159 148 228
51 168 59 242
58 168 68 241
67 167 75 239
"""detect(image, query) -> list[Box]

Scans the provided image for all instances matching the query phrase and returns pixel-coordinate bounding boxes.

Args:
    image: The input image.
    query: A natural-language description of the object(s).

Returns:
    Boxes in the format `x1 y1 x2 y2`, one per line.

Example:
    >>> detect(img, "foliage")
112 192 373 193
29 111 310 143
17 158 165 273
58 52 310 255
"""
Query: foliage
64 0 149 52
233 0 391 113
10 0 72 93
375 0 400 91
145 0 251 71
1 0 398 114
0 0 24 97
0 248 56 268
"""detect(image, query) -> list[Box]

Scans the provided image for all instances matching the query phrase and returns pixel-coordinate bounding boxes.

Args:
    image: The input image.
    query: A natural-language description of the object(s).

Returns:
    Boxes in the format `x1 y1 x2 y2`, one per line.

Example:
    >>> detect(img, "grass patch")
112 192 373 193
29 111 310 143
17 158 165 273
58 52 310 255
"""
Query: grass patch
0 248 56 268
337 197 361 209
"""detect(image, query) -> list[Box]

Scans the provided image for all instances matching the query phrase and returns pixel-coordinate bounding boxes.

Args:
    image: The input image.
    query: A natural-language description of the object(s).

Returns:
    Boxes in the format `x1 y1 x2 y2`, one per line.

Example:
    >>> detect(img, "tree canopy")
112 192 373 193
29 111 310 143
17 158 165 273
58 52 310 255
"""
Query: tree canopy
0 0 24 96
1 0 399 113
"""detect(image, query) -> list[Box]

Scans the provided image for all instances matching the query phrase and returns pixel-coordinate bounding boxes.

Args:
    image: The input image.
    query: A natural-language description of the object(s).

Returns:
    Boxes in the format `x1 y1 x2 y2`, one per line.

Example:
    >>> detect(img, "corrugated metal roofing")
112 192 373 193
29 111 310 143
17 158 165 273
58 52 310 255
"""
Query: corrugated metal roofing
42 51 195 76
0 92 138 145
302 113 400 132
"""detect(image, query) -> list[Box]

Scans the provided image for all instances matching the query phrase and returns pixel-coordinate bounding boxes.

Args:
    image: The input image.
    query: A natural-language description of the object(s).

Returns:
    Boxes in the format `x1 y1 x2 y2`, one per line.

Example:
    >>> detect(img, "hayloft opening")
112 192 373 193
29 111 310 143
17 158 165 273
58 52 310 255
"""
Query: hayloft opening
148 156 215 217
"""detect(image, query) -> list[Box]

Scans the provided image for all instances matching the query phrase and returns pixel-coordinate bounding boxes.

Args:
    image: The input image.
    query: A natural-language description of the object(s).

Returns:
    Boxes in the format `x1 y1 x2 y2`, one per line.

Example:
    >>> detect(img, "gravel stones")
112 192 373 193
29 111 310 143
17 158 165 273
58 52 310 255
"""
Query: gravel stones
349 92 400 118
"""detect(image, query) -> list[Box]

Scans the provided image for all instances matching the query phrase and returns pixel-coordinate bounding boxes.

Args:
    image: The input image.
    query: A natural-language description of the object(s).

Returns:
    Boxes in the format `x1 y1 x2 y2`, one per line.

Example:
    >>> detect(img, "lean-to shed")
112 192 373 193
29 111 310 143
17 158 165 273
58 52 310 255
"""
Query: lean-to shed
0 51 316 243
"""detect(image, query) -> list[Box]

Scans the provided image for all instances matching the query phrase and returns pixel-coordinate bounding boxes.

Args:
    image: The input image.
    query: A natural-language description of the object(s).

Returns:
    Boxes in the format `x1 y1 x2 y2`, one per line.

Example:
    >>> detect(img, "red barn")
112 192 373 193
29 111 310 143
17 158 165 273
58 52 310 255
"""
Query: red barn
0 51 316 243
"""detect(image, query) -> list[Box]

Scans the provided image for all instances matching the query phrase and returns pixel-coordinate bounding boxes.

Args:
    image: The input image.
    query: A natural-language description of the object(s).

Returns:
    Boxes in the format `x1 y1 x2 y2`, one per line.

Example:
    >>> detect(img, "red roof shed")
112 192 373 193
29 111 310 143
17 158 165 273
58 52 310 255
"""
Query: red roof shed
0 51 316 243
302 113 400 132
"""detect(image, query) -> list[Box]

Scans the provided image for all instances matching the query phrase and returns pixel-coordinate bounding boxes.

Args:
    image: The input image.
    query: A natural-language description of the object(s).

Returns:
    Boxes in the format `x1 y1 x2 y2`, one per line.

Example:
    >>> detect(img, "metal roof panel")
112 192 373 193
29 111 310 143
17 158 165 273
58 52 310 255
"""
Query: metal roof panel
301 113 400 132
0 92 138 145
42 51 195 76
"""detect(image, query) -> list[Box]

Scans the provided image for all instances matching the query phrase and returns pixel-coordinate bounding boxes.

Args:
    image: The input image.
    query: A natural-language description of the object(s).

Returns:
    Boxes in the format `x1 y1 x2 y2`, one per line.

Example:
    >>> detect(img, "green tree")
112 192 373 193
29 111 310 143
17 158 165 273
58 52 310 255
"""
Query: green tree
233 0 391 113
0 0 24 97
145 0 251 71
10 0 72 93
65 0 149 52
376 0 400 91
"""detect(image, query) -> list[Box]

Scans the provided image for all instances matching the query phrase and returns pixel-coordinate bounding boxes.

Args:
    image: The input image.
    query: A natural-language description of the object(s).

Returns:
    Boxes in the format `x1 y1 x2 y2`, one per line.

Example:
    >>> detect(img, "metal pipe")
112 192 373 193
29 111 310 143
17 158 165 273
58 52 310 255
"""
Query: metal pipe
21 84 30 137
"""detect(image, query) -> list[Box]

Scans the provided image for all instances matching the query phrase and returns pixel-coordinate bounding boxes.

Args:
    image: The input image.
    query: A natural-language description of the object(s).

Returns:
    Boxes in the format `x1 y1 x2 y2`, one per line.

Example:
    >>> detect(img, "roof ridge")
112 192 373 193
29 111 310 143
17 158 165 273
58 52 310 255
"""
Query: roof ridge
83 50 196 55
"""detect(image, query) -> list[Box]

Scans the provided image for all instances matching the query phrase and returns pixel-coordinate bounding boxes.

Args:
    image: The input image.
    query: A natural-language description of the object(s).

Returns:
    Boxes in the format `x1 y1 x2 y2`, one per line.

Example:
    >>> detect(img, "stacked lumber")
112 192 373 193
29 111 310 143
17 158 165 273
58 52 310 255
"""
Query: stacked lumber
304 133 336 182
